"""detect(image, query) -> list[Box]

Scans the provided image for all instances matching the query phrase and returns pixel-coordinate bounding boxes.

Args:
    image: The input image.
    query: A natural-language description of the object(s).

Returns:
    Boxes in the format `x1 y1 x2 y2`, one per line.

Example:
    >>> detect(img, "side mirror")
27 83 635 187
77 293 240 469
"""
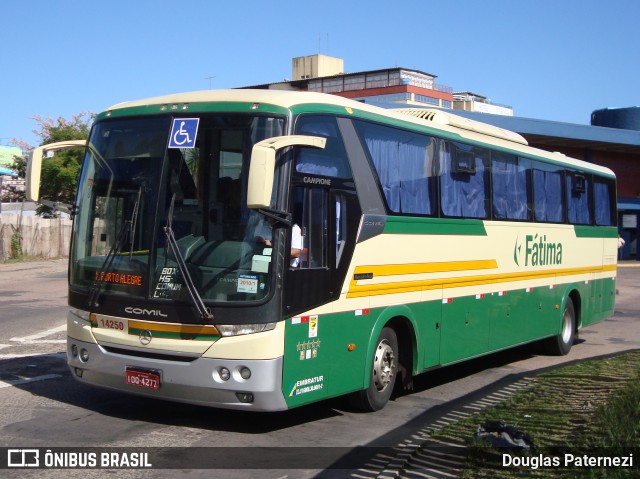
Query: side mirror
26 140 87 201
247 135 326 209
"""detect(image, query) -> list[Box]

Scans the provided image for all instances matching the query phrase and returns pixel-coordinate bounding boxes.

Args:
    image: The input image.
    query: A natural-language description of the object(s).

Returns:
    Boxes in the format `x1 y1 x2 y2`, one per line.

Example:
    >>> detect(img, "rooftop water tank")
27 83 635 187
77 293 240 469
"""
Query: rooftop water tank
591 106 640 131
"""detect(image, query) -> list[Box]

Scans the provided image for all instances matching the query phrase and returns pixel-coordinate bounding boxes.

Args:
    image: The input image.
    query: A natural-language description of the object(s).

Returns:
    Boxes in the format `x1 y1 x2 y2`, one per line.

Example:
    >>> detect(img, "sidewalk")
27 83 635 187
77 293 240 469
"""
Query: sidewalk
0 258 67 274
618 259 640 267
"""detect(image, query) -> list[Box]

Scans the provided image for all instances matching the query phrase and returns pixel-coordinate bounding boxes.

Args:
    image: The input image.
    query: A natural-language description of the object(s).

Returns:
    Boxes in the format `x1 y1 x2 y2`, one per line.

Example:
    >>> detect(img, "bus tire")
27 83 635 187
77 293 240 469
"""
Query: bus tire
546 298 575 356
350 327 398 412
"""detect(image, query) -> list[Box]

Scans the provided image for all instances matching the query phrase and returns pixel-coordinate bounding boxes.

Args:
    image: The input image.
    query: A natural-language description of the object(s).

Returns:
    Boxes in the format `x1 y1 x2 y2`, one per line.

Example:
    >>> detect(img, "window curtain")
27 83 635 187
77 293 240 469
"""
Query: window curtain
566 175 591 225
492 155 529 220
360 124 434 215
440 142 487 218
533 169 563 222
594 180 612 226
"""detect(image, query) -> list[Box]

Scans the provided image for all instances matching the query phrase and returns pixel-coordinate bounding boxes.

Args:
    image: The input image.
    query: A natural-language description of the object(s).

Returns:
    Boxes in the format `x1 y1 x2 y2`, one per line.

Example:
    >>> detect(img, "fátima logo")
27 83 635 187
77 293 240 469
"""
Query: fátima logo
514 234 563 267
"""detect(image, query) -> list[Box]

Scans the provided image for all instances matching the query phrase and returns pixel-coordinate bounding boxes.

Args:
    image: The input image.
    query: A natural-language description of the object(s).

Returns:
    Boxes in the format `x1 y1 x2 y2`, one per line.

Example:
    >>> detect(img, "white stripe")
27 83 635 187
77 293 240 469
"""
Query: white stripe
10 325 66 342
0 352 65 360
0 374 61 389
16 340 67 344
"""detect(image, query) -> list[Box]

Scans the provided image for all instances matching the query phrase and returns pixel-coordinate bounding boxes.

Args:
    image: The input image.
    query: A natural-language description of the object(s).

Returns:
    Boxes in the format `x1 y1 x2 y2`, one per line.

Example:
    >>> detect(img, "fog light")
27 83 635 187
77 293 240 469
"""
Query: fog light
74 368 83 378
71 344 78 357
219 367 230 381
80 348 89 362
239 367 251 380
236 392 254 403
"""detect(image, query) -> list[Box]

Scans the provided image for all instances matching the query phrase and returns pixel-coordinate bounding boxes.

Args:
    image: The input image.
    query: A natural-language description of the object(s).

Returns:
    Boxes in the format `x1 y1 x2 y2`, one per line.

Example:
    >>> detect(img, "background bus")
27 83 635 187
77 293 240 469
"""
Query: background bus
27 90 617 411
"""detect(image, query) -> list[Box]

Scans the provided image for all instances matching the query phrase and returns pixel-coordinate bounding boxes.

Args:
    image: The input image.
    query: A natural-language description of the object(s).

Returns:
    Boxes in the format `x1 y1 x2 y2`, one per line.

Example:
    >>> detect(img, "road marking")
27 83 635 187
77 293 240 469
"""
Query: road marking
10 325 66 343
0 352 65 360
0 374 61 389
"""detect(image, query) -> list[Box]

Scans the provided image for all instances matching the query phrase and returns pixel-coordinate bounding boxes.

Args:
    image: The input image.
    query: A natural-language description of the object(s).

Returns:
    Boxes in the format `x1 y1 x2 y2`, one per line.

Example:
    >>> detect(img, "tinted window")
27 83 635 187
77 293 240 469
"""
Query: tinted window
294 116 352 179
354 120 436 215
566 172 591 225
492 153 531 221
440 141 489 218
533 163 565 223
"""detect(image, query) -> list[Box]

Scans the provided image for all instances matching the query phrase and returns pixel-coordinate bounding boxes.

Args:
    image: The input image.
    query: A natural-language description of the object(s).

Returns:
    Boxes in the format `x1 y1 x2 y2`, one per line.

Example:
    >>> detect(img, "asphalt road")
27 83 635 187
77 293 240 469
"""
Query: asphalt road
0 259 639 478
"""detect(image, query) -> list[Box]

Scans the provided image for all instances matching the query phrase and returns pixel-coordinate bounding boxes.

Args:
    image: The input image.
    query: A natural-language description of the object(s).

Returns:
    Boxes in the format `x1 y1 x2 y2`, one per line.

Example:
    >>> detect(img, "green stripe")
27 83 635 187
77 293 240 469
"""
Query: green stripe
574 225 619 238
290 103 466 143
96 101 290 121
383 216 488 236
290 104 616 178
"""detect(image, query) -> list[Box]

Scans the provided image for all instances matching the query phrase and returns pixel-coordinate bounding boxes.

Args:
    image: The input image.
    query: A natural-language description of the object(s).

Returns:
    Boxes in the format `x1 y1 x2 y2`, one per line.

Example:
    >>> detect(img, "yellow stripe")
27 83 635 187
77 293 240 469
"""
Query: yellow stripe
354 259 498 277
347 263 616 298
128 320 219 335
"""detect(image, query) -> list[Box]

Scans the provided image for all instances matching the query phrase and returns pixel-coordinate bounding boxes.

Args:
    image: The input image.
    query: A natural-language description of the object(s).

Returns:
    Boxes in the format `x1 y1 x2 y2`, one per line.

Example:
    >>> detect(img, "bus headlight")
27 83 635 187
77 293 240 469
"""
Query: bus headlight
79 348 90 362
216 323 275 337
219 367 231 381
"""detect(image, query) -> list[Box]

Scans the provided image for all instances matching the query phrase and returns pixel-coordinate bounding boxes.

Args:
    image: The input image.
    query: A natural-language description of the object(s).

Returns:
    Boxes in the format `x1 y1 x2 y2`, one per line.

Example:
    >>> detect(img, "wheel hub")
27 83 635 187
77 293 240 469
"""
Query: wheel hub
373 340 396 391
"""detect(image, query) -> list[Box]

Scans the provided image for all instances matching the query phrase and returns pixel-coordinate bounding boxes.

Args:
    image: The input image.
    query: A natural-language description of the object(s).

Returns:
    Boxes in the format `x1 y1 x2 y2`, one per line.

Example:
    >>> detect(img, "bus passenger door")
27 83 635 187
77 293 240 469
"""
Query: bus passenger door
282 186 366 403
284 186 334 314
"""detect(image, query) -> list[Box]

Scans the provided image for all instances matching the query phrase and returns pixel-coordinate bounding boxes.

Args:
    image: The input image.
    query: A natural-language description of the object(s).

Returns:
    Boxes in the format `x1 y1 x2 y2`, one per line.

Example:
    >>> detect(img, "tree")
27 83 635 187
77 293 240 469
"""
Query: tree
12 112 93 215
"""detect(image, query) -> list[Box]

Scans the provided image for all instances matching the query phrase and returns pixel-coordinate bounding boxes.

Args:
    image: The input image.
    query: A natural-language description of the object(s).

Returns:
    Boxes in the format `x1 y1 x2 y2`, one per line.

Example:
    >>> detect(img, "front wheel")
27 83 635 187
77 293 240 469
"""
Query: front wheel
349 327 398 411
546 298 576 356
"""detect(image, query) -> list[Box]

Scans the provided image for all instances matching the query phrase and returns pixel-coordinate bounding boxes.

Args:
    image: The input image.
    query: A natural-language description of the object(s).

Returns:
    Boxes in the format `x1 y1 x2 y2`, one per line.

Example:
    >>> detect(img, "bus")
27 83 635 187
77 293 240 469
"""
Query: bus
26 89 618 411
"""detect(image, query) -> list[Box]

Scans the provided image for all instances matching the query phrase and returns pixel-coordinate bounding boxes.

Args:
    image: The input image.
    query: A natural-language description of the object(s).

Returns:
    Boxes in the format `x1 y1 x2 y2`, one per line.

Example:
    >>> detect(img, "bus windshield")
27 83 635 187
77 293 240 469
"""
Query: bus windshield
70 114 285 307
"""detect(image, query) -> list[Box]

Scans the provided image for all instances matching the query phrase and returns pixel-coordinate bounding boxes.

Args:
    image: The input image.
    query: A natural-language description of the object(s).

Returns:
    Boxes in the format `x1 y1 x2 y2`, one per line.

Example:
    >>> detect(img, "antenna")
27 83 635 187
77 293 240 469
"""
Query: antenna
317 33 330 55
204 76 216 89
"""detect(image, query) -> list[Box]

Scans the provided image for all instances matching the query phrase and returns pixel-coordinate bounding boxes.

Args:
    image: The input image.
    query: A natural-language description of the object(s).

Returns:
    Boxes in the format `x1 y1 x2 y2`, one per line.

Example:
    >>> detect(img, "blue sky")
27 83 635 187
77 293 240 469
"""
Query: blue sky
1 0 638 149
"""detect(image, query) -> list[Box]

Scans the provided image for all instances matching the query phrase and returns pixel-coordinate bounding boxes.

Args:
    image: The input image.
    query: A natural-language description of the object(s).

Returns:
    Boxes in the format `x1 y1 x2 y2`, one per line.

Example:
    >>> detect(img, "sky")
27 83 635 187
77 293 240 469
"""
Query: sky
1 0 638 149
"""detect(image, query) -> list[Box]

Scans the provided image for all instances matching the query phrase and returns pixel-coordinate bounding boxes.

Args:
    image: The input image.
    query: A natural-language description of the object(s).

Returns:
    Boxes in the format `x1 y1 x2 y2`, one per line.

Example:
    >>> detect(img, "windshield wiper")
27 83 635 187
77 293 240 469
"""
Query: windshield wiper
88 186 143 308
163 194 213 320
129 186 142 259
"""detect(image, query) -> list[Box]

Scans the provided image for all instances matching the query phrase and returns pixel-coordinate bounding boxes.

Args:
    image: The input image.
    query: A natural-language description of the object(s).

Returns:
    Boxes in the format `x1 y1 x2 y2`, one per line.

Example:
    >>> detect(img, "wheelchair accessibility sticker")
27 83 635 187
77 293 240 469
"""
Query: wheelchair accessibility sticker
169 118 199 148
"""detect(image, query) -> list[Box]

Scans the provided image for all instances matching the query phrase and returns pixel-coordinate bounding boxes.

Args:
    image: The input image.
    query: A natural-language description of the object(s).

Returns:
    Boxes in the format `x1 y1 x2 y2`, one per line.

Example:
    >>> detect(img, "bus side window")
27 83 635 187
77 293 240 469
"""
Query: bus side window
532 163 565 223
594 177 615 226
491 153 531 221
353 119 436 216
294 115 352 179
566 172 591 225
440 141 489 218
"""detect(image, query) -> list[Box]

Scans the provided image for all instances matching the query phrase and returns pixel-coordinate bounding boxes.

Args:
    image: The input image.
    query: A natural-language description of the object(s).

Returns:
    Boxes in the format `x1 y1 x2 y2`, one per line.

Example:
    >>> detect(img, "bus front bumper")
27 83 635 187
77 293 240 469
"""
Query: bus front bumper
67 338 288 411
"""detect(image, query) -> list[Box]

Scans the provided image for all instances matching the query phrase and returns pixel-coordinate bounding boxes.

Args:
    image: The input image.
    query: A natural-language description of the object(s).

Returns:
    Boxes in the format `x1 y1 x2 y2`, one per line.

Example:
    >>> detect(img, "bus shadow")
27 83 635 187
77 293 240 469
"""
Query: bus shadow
3 339 585 436
2 353 343 435
400 341 543 398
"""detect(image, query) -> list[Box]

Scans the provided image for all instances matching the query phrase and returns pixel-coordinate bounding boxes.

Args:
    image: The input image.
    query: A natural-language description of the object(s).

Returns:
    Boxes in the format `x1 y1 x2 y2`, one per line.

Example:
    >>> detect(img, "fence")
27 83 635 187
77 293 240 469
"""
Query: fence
0 214 72 261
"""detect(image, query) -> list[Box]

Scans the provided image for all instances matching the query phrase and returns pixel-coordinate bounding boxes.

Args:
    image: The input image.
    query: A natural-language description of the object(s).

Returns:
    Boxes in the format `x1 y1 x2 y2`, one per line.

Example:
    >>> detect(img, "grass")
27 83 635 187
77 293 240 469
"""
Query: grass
409 351 640 478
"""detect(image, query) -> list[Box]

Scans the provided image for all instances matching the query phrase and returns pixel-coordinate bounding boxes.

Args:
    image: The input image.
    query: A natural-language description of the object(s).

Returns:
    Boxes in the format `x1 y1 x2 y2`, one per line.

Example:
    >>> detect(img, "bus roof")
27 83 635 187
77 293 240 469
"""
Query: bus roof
105 89 615 178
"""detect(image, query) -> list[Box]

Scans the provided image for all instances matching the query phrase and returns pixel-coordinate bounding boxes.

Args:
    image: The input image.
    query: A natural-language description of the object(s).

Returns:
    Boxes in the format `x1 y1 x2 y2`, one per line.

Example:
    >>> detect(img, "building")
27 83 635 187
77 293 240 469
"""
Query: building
453 91 514 116
243 54 455 110
245 55 638 258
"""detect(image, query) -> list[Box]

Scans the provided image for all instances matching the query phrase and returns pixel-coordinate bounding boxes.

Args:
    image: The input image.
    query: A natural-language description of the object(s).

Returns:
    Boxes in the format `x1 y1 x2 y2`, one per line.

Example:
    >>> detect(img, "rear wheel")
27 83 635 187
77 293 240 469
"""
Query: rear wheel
546 298 575 355
349 327 398 411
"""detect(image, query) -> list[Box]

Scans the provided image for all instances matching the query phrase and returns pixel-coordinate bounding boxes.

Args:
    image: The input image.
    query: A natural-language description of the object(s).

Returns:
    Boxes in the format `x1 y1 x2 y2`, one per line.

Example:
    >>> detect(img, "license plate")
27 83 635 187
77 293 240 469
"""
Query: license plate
125 368 161 390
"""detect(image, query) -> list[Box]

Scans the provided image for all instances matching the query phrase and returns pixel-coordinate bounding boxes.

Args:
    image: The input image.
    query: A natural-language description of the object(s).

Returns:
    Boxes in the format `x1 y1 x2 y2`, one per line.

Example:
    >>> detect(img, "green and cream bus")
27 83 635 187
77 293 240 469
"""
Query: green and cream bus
27 89 617 411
